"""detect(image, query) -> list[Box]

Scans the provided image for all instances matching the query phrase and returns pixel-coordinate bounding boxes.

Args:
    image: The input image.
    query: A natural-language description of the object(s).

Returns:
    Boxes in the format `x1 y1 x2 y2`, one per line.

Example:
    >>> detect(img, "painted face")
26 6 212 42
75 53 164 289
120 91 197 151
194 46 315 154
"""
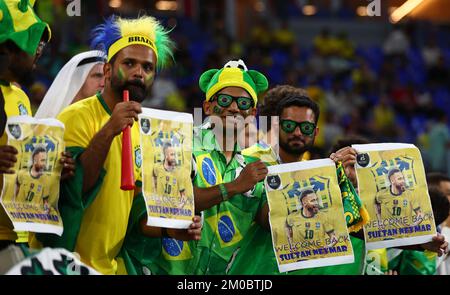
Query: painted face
74 63 105 102
110 44 156 102
279 106 317 156
204 86 256 133
302 193 320 215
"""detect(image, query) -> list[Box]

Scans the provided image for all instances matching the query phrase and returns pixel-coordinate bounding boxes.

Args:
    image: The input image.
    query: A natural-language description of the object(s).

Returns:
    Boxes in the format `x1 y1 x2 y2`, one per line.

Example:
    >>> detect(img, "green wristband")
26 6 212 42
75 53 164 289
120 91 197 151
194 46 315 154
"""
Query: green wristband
219 183 229 201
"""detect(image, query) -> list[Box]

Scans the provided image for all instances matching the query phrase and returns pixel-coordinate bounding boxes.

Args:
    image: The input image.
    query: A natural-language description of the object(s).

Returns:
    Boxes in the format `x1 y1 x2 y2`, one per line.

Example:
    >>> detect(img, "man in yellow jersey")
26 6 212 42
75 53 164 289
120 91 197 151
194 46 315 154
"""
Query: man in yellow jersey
0 0 53 274
36 15 201 275
15 147 50 213
286 188 337 251
153 143 189 209
375 168 423 229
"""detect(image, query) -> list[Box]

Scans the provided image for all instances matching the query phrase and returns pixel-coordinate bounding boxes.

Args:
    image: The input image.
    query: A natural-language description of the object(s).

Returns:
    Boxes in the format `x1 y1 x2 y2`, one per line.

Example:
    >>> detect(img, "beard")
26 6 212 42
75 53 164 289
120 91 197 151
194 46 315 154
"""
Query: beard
111 76 148 103
280 136 314 156
396 183 406 192
11 65 35 87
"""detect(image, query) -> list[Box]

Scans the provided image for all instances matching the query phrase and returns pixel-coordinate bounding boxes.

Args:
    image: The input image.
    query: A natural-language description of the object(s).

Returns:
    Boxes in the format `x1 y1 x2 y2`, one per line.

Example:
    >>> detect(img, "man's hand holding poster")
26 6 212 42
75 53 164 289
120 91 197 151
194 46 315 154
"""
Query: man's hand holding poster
353 143 436 249
266 159 354 272
0 116 65 235
139 108 194 229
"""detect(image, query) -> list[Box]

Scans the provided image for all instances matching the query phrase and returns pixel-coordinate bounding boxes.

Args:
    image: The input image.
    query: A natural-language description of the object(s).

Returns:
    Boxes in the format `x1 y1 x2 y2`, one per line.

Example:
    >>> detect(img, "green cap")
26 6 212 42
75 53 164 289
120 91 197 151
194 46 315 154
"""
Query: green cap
0 0 51 56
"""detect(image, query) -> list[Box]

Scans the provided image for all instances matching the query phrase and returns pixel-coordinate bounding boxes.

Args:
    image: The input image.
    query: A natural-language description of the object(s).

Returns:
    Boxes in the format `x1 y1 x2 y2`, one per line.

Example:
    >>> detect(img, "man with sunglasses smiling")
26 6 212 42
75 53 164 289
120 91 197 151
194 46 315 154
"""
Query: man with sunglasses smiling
130 59 272 275
229 85 448 275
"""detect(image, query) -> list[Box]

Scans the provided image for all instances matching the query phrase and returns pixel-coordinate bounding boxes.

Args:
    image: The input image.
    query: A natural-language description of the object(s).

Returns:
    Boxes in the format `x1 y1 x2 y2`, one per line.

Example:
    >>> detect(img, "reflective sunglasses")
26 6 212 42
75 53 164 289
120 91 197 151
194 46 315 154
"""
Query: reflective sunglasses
280 119 316 136
211 93 254 110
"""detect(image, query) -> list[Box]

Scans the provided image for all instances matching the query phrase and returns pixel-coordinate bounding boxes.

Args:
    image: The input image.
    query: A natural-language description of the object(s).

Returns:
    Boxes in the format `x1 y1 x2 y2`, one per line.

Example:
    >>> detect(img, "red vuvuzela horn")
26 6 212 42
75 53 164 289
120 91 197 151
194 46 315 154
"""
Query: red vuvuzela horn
120 90 135 191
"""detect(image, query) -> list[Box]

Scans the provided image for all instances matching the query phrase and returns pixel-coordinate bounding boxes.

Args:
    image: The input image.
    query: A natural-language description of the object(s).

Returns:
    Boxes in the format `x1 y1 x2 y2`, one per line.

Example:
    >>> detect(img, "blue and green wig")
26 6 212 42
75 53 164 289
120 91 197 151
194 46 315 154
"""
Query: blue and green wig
90 15 174 71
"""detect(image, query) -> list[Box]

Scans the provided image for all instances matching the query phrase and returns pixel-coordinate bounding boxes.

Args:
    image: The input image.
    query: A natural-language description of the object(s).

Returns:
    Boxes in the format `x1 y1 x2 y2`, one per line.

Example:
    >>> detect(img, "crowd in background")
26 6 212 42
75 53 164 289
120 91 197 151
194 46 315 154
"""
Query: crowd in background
25 0 450 175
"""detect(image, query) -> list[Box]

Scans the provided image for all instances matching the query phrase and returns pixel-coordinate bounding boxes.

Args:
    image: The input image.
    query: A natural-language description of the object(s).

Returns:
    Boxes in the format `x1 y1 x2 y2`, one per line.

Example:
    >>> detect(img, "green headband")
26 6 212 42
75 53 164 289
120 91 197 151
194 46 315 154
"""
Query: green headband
0 0 51 56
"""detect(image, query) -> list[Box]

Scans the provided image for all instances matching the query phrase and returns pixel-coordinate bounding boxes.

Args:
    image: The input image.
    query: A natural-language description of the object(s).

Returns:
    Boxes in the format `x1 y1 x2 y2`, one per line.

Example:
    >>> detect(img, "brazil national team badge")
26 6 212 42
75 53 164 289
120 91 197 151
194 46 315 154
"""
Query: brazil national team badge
265 159 354 272
140 118 150 134
0 116 65 235
138 108 195 229
18 103 28 116
134 146 142 168
353 143 436 250
8 124 21 139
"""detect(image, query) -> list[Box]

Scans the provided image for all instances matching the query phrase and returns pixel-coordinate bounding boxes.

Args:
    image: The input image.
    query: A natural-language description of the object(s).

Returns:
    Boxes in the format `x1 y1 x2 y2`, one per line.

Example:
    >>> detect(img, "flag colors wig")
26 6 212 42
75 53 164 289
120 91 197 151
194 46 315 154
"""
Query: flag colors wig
90 15 174 70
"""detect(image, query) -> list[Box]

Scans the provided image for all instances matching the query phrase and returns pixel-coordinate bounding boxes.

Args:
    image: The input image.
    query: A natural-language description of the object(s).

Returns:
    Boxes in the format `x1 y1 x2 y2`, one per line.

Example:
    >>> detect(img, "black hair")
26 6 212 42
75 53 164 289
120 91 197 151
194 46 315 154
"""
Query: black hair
32 147 46 161
427 172 450 189
259 85 319 131
163 142 173 154
276 95 320 125
429 187 450 226
388 168 402 181
299 188 316 204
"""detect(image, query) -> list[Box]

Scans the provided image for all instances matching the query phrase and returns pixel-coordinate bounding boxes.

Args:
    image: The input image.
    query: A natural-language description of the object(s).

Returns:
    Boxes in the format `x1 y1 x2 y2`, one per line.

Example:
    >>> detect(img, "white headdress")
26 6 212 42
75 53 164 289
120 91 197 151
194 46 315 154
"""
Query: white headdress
35 50 106 118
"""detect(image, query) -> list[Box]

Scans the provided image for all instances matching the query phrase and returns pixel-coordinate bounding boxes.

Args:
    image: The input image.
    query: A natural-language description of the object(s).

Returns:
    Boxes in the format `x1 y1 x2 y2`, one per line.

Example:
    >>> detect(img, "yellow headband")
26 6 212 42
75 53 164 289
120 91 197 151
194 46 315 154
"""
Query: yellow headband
107 35 159 62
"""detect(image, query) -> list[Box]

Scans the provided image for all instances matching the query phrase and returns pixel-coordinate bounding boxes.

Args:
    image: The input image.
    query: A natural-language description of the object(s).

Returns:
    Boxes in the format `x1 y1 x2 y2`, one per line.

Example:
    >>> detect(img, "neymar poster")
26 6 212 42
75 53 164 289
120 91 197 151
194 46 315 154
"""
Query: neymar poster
353 143 436 250
0 116 65 235
266 159 354 272
139 108 194 229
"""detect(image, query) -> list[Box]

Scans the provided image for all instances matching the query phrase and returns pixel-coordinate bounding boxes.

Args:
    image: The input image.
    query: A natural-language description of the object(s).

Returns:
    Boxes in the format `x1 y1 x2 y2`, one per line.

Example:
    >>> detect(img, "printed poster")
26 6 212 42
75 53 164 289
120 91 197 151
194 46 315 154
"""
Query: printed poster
353 143 436 250
266 159 354 272
0 116 65 235
139 108 194 229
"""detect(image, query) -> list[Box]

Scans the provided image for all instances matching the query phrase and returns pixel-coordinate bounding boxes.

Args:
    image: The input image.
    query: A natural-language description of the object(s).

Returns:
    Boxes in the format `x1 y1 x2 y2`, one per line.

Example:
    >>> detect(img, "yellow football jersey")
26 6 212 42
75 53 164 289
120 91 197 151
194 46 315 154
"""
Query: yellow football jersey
0 83 32 241
15 170 50 207
375 189 419 226
286 210 334 249
153 163 185 206
57 93 142 274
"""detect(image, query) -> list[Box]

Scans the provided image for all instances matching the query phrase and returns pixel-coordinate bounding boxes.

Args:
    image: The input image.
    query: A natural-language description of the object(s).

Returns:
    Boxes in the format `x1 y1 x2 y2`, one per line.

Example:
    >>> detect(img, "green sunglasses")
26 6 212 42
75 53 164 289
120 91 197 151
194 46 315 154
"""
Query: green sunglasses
280 119 316 136
211 93 254 110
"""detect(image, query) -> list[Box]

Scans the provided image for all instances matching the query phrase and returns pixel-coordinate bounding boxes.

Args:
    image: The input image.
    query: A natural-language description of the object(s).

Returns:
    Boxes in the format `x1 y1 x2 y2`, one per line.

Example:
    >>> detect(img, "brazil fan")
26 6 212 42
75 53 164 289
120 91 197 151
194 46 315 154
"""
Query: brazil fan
34 15 201 275
119 59 270 275
0 0 50 274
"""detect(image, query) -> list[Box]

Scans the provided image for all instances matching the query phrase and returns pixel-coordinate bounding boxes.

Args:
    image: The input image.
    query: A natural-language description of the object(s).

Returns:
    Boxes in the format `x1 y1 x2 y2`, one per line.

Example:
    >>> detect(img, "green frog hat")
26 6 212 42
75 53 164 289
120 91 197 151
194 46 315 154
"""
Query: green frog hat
0 0 51 56
199 59 269 105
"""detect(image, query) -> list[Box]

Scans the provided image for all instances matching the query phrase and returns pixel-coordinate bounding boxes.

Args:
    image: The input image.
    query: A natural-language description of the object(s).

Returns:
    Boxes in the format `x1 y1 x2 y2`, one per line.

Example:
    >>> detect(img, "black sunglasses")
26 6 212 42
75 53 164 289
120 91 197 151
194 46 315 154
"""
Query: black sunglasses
280 119 316 136
211 93 254 110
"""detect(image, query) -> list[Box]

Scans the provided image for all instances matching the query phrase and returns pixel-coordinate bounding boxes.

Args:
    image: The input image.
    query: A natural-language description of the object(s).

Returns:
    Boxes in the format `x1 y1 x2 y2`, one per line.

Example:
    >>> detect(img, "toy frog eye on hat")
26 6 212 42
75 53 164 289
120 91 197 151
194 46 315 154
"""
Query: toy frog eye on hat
0 0 51 56
199 59 269 106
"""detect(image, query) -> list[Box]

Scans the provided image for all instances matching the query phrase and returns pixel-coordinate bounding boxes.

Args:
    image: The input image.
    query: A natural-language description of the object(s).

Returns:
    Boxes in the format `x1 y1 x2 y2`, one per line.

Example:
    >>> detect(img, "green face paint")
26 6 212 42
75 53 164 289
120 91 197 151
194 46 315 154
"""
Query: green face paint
145 72 154 85
117 67 126 81
213 105 223 115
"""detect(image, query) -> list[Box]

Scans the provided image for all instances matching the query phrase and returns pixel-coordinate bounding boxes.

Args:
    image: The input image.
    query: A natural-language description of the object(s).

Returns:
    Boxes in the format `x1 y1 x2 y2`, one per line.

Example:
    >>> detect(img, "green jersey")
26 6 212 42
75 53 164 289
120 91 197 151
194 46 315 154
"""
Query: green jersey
228 142 366 275
119 125 265 275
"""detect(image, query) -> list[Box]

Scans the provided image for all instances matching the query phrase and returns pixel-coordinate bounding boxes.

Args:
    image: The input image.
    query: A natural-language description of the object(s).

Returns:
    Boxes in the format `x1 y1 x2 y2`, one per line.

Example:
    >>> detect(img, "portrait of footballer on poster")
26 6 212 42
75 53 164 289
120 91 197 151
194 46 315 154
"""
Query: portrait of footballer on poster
0 116 65 235
353 143 436 250
265 159 354 272
139 108 194 229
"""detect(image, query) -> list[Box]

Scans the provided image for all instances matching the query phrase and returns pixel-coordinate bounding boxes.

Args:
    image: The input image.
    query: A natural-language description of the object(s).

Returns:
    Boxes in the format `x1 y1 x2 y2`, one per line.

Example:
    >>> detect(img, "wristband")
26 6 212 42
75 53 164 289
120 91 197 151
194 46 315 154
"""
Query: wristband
219 183 229 201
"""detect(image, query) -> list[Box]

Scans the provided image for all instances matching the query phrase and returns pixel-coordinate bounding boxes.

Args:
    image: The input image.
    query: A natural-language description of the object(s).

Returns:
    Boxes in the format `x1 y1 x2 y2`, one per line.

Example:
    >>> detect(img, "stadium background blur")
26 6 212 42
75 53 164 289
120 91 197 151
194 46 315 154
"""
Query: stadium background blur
27 0 450 175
